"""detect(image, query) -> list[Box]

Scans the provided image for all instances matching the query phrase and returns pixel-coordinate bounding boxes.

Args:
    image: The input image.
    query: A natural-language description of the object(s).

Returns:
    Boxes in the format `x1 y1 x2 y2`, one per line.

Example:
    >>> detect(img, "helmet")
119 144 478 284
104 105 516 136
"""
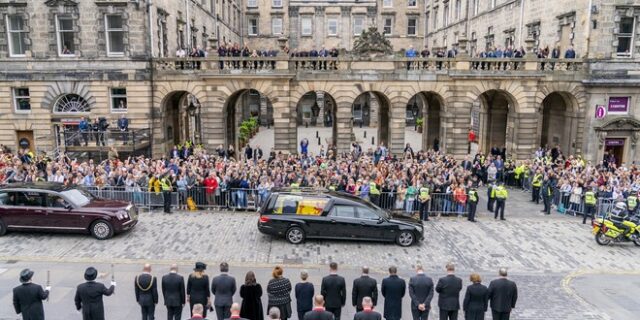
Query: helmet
615 202 627 210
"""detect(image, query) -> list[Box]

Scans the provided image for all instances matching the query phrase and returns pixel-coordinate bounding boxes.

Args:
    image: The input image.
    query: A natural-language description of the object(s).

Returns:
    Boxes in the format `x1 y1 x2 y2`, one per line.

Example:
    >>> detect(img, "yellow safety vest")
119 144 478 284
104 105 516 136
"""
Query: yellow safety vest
160 178 171 191
532 174 542 187
328 185 336 191
370 182 380 195
495 186 508 199
419 187 430 201
628 196 638 209
290 182 300 191
584 191 596 205
469 190 478 202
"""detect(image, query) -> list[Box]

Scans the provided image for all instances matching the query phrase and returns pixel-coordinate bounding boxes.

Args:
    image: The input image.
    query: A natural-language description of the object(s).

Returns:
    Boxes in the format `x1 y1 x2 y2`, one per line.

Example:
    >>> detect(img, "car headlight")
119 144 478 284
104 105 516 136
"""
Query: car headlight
116 210 129 220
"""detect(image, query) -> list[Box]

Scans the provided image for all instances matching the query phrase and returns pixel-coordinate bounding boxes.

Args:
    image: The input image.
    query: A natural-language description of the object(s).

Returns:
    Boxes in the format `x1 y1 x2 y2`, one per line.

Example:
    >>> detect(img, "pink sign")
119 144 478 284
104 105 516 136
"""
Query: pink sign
595 105 606 119
608 97 629 114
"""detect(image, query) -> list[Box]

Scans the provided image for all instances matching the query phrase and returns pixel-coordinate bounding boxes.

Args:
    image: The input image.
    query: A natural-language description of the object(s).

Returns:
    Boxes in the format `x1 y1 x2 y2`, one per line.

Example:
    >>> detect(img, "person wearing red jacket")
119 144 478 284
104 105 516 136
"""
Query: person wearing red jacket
203 173 218 207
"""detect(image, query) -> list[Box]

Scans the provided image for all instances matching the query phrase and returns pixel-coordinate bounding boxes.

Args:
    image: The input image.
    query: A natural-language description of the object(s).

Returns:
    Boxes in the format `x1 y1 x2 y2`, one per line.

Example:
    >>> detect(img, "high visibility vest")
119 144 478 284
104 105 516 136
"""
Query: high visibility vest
584 191 596 205
369 182 380 195
469 190 478 202
290 182 300 191
628 196 638 209
532 174 543 187
328 185 336 191
495 186 508 199
419 187 430 201
160 178 171 191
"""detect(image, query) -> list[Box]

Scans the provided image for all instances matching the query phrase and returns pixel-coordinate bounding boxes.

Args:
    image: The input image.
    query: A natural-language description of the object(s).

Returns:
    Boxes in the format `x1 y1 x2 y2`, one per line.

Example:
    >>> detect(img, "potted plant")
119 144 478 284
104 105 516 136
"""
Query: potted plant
416 117 424 133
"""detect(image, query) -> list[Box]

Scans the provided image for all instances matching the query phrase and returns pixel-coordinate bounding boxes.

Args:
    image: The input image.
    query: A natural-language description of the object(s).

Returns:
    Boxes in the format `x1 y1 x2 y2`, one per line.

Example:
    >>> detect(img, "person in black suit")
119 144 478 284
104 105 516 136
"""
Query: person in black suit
462 273 488 320
353 297 381 320
240 271 264 320
381 266 405 320
135 264 159 320
352 267 378 312
303 295 334 320
187 262 211 318
162 264 186 320
435 263 462 320
225 303 249 320
212 262 237 320
74 267 116 320
295 271 314 320
12 268 49 320
320 262 346 320
487 268 517 320
408 264 434 320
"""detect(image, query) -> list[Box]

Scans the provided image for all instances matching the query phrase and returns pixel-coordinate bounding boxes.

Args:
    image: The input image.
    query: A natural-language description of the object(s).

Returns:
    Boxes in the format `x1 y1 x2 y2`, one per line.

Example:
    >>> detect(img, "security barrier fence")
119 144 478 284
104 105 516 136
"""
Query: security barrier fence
82 186 620 219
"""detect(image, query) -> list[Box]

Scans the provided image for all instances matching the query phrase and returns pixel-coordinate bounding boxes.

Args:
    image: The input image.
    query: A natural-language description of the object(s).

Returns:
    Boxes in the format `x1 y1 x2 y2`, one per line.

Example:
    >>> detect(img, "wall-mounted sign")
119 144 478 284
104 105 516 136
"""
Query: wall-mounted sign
605 138 625 147
595 105 606 119
608 97 629 114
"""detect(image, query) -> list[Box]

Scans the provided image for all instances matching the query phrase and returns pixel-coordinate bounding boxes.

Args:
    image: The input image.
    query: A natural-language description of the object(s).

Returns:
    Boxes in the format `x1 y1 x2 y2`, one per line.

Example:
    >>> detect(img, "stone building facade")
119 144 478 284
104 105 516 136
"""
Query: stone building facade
0 0 639 166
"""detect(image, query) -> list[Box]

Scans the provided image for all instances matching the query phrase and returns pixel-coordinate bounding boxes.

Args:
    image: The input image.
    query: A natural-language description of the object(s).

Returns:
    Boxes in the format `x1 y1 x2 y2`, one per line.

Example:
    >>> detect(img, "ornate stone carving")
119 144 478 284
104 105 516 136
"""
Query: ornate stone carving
632 132 640 148
352 27 393 58
44 0 78 6
597 131 607 149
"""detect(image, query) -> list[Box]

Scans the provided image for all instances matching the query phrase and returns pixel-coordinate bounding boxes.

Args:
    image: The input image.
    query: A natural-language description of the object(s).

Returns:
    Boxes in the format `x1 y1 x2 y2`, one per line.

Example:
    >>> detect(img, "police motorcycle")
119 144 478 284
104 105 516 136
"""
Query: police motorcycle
592 202 640 246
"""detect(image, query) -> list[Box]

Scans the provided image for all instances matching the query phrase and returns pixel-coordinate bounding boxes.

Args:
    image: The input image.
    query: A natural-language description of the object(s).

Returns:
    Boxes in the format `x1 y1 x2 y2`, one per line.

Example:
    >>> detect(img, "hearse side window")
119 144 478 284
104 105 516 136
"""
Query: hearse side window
271 195 329 215
47 194 69 208
357 207 380 220
12 192 44 207
330 205 356 218
0 192 8 205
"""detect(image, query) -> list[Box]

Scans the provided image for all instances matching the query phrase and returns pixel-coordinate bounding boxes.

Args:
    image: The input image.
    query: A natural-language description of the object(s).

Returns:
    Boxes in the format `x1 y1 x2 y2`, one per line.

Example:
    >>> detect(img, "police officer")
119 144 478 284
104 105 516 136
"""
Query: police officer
160 173 172 214
627 194 638 216
492 182 508 220
487 182 495 212
610 202 631 240
583 188 598 224
370 180 381 206
75 267 115 320
541 175 554 215
531 170 543 204
418 183 431 221
13 268 49 320
467 187 479 222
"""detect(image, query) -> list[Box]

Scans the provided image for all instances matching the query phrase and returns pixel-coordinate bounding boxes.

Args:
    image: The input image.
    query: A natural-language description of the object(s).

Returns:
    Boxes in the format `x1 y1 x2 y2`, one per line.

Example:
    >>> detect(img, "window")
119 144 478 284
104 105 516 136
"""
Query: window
12 192 44 207
110 88 127 112
353 16 365 35
47 194 69 208
490 0 496 9
455 0 461 21
443 4 449 27
105 15 125 55
248 18 258 35
56 15 75 56
425 12 430 34
247 0 258 7
271 17 283 35
6 15 27 57
54 94 90 113
383 17 393 35
433 7 439 29
13 88 30 112
408 0 417 7
617 17 635 57
330 206 356 218
357 207 380 220
383 0 393 7
472 0 479 16
408 18 417 36
301 17 312 36
327 18 338 36
271 195 329 215
272 0 282 7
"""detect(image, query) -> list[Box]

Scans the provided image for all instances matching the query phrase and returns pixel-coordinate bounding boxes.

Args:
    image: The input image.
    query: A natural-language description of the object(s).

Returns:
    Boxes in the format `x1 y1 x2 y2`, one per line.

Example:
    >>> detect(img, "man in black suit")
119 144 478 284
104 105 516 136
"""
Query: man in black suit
211 262 237 320
320 262 346 320
162 264 186 320
135 264 159 320
487 268 518 320
352 266 378 312
12 268 49 320
225 303 249 320
74 267 115 320
353 297 381 320
435 263 462 320
303 295 335 320
381 266 405 320
408 264 434 320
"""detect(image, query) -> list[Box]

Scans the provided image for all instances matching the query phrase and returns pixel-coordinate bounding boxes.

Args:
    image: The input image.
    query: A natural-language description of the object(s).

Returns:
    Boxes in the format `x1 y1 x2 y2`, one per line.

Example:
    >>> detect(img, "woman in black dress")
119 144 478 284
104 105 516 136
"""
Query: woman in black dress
463 273 489 320
187 262 211 317
240 271 264 320
266 266 292 320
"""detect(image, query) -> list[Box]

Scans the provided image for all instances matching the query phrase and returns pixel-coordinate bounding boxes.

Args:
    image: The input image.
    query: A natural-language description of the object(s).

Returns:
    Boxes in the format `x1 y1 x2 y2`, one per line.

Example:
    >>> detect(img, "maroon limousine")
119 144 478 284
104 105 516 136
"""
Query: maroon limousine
0 182 138 240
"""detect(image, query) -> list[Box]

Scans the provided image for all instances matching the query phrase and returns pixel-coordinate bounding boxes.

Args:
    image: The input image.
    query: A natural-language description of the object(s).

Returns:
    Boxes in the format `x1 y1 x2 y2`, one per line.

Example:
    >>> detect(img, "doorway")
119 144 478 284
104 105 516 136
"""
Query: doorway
16 130 34 152
604 138 625 167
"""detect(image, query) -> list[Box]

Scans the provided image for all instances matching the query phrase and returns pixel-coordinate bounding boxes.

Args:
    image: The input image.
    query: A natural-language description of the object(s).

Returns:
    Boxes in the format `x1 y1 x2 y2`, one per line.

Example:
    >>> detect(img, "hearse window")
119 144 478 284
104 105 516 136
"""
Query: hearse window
47 195 69 208
272 195 328 215
0 192 8 205
330 205 356 218
12 192 44 207
357 207 380 220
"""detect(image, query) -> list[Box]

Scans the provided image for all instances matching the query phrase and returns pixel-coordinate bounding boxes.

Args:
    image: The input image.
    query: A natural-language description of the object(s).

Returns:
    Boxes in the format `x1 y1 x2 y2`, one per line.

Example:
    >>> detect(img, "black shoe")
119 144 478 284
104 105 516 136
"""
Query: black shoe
540 210 546 213
500 218 506 221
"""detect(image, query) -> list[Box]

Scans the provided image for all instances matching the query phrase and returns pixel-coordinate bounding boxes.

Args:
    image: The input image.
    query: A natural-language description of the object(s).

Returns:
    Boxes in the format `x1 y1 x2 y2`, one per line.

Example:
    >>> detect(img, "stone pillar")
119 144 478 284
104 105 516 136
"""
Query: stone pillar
316 91 325 127
335 101 353 154
272 99 296 153
200 100 225 151
369 92 379 127
259 94 268 126
151 106 166 158
511 112 539 160
445 86 474 159
525 36 536 55
389 102 405 156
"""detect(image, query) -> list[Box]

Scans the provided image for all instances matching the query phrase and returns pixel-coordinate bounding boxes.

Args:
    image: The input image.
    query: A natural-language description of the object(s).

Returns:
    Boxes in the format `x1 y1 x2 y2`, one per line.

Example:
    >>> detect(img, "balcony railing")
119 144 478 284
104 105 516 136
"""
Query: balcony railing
152 56 585 74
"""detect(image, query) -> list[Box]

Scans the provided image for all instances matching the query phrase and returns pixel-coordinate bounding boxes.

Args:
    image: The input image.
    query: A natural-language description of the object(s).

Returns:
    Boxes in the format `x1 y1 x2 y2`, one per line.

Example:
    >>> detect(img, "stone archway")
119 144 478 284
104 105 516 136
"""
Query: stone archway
405 92 446 152
160 91 202 152
539 92 580 154
476 90 518 156
295 91 338 155
352 91 391 151
223 89 274 156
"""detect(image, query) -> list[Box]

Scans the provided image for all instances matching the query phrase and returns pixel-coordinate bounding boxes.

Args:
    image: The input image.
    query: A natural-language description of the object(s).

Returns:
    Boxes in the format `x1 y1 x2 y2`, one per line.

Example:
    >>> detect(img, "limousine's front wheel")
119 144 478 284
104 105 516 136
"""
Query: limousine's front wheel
286 227 306 245
396 231 415 247
91 220 114 240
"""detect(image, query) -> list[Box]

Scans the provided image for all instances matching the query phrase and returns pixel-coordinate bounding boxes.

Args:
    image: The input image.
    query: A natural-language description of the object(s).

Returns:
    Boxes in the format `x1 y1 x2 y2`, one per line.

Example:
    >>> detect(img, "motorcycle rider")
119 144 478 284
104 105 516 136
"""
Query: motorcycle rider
610 202 631 240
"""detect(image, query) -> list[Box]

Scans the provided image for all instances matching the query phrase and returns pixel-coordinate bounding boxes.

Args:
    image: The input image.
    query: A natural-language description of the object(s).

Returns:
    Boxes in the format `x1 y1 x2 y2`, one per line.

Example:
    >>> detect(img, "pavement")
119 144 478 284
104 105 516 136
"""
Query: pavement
0 187 638 319
248 126 423 155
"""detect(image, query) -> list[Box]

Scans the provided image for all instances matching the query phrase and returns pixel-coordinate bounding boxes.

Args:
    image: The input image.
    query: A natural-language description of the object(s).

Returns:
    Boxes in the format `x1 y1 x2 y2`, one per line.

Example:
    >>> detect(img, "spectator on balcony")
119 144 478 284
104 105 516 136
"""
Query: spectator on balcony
251 50 260 69
269 48 279 69
435 48 445 70
242 44 251 69
218 44 228 70
309 47 319 70
447 47 457 58
551 46 560 59
231 43 242 69
329 47 339 70
319 46 328 70
420 45 431 69
283 45 290 56
79 117 90 146
190 47 202 69
406 45 417 70
564 45 576 59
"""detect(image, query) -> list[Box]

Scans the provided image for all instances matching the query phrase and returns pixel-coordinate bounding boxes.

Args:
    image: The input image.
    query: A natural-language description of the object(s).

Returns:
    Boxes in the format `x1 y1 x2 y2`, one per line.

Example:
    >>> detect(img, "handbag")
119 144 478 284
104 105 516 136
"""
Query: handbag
557 201 566 214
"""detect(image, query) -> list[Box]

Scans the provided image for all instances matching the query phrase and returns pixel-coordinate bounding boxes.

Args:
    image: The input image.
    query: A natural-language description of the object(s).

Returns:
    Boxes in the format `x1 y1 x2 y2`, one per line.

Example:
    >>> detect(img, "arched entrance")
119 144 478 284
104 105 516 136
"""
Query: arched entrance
540 92 579 154
352 92 390 150
223 89 274 156
405 92 444 153
476 90 517 156
162 91 202 152
295 91 337 155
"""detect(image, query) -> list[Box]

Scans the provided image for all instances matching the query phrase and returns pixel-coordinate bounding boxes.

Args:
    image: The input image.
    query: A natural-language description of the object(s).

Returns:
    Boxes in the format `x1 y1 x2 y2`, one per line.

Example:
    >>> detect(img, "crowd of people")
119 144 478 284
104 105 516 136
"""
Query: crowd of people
13 262 518 320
